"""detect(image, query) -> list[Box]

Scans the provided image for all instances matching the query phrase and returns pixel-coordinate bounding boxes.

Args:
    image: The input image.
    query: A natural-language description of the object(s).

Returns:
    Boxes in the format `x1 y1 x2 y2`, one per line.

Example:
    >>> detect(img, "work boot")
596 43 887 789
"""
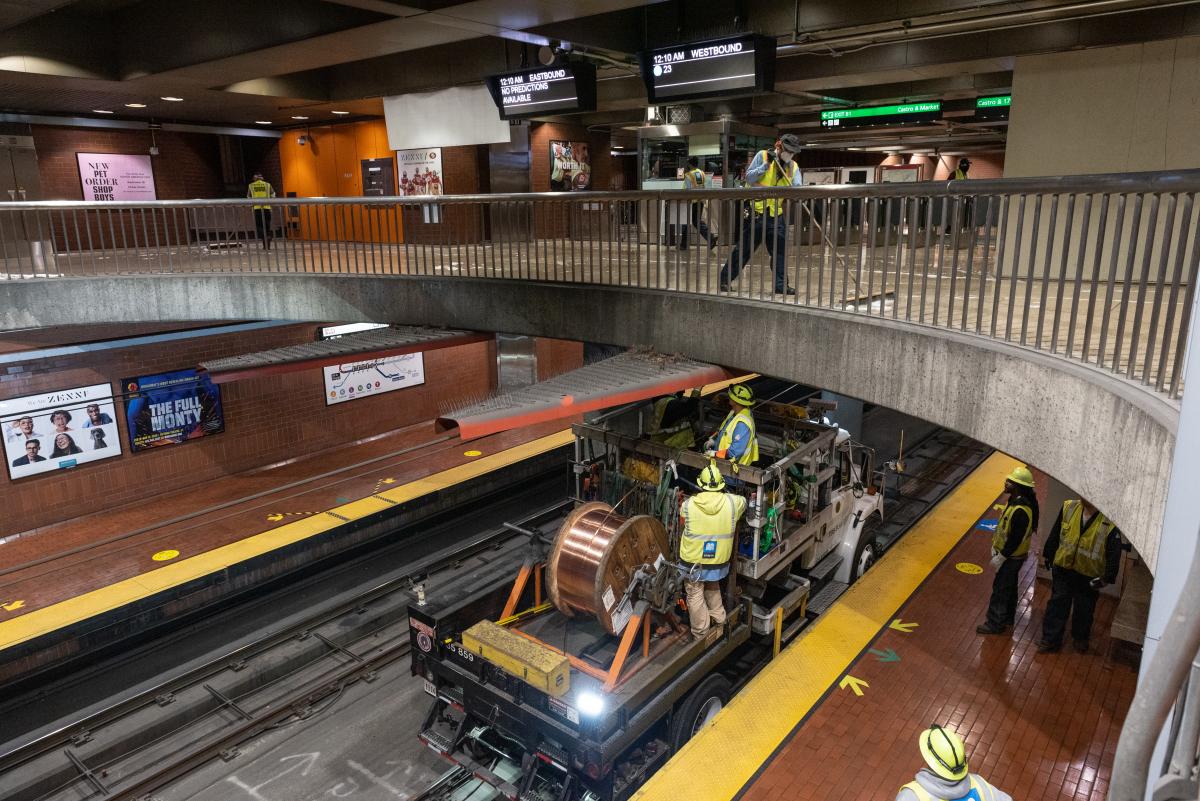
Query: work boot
719 281 732 292
709 236 719 250
775 286 797 296
975 623 1007 635
1037 640 1061 653
1073 639 1090 654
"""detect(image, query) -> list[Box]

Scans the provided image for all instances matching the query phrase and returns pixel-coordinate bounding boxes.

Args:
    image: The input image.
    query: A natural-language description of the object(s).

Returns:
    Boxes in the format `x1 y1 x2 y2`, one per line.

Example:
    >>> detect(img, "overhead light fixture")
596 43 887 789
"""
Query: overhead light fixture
291 115 309 120
93 109 114 114
331 110 350 116
255 120 272 125
160 96 183 102
125 103 147 108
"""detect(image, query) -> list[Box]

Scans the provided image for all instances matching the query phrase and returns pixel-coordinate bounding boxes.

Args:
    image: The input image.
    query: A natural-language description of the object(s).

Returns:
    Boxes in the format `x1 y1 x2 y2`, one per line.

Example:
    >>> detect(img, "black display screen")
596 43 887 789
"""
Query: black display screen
639 35 775 103
485 63 597 120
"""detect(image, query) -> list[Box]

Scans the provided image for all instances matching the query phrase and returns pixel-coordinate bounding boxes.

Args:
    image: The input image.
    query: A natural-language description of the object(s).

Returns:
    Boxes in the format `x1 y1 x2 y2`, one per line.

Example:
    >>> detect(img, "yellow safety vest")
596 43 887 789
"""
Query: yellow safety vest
751 150 798 217
248 179 273 210
953 169 968 180
992 501 1033 559
901 775 1002 801
650 397 695 450
714 408 758 465
680 491 746 566
686 168 706 189
1053 500 1115 578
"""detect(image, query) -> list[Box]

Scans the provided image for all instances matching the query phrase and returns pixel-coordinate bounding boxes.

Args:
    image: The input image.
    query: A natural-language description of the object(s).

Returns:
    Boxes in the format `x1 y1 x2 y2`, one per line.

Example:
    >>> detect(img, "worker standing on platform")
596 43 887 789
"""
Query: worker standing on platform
976 466 1039 636
705 384 758 467
953 158 971 180
679 157 717 251
897 725 1012 801
246 172 276 250
649 391 697 450
679 462 746 640
718 134 802 295
1038 498 1122 653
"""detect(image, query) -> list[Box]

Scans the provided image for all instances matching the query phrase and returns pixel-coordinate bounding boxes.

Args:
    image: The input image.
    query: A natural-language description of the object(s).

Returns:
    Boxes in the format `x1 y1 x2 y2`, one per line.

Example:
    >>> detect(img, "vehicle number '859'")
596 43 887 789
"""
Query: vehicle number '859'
449 642 476 663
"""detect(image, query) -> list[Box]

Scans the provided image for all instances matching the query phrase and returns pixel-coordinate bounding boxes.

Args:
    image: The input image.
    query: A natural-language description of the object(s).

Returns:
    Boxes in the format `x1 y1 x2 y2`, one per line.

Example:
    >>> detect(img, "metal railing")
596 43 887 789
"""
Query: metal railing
1 169 1197 399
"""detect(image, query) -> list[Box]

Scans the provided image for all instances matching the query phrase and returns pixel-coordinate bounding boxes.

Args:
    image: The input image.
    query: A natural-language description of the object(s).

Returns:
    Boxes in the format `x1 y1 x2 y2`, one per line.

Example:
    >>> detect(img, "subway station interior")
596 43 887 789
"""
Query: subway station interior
2 2 1200 800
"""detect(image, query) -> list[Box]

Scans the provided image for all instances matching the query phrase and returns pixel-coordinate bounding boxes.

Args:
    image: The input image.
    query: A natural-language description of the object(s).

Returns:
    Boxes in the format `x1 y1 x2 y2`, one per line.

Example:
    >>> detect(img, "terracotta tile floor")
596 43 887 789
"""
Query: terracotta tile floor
740 504 1137 801
0 418 569 618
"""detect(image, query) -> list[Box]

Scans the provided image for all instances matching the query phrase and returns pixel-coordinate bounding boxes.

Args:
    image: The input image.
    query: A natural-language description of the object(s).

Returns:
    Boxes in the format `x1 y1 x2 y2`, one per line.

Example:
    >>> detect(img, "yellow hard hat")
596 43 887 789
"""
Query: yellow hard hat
1006 466 1035 488
919 725 968 781
698 462 726 491
729 384 754 407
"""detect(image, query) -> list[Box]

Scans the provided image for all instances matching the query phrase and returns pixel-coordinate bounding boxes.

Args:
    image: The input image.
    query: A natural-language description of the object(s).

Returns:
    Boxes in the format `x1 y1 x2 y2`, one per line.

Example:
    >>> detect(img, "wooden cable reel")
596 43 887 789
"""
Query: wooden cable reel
547 502 670 635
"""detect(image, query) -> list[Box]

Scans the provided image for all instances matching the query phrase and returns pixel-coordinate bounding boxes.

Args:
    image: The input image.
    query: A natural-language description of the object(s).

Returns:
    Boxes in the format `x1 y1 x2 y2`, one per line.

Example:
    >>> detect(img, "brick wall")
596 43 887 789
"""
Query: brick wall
529 122 614 239
0 323 497 534
31 124 282 250
400 145 489 245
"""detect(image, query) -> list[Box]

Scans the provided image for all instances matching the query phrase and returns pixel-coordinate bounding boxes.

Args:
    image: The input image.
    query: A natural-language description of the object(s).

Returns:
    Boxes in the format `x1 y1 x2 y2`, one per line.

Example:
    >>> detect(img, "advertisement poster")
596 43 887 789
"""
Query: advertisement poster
323 353 425 406
76 152 157 201
123 369 225 452
396 148 443 196
1 383 123 479
549 140 591 191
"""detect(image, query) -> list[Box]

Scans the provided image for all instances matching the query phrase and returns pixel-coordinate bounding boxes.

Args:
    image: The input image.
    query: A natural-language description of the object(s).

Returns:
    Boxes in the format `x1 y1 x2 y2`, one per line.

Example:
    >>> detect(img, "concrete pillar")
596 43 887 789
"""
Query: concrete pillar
820 391 863 440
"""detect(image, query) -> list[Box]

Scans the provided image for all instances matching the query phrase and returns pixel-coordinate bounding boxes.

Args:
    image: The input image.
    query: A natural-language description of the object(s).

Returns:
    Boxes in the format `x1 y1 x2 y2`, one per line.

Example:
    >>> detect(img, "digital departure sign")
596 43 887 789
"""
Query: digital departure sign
820 102 942 129
639 34 776 103
484 63 597 120
975 95 1012 121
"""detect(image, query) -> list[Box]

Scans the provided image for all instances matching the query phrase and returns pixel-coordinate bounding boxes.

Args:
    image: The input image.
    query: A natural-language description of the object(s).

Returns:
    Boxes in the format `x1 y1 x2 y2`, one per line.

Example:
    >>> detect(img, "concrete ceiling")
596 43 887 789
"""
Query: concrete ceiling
0 0 1194 152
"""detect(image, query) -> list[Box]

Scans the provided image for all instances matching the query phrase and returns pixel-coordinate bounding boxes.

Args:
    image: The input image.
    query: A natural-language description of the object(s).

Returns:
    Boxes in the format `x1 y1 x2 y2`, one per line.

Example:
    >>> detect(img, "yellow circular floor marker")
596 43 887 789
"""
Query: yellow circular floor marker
464 450 483 457
152 549 180 562
955 562 983 575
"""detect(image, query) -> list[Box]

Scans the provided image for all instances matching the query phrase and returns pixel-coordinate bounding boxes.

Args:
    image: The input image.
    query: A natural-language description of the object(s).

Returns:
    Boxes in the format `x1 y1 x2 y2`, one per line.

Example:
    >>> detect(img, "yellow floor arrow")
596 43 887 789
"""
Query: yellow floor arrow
890 618 919 633
839 675 869 696
2 600 26 612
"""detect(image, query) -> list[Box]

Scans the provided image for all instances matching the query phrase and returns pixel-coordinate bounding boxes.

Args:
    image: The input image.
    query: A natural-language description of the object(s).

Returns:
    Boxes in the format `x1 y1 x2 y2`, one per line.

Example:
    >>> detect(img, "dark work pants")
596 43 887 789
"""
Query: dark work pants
253 208 272 249
719 212 789 292
985 557 1023 629
678 203 715 249
1042 567 1100 645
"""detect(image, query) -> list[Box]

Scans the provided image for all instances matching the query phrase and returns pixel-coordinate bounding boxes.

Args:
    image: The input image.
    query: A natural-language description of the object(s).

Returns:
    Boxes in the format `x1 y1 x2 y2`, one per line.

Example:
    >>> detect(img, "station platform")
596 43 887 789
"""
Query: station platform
0 416 574 682
634 452 1137 801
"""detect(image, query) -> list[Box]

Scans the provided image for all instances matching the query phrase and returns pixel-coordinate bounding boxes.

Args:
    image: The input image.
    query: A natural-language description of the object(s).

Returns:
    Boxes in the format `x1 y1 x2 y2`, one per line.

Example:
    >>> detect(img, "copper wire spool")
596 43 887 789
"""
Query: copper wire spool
547 502 670 635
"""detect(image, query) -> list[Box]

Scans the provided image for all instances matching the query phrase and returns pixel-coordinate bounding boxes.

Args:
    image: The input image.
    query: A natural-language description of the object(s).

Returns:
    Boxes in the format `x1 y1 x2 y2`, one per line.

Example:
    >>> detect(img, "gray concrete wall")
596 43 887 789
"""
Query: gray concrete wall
0 274 1177 570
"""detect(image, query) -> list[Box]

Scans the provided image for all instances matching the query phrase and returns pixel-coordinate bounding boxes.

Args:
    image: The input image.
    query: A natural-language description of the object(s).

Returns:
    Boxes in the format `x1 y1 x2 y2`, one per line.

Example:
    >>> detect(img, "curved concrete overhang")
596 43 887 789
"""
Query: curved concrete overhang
1 274 1176 569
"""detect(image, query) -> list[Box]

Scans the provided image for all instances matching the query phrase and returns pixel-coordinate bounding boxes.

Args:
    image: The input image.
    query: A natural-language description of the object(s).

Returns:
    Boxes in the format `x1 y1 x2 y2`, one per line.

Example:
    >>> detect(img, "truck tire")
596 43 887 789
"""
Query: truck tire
669 674 732 752
851 533 878 582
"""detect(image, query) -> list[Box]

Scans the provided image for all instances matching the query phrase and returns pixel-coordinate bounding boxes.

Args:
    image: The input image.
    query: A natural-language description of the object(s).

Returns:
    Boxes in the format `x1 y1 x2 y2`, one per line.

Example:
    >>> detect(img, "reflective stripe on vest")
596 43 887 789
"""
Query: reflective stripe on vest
715 408 758 465
751 150 798 217
992 501 1033 558
651 397 695 450
1053 500 1114 578
249 180 272 209
901 775 997 801
679 492 742 565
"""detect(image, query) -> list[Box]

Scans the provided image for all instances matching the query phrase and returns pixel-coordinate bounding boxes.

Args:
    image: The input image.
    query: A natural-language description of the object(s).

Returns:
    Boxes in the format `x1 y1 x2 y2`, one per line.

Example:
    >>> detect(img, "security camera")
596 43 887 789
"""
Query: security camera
297 135 308 146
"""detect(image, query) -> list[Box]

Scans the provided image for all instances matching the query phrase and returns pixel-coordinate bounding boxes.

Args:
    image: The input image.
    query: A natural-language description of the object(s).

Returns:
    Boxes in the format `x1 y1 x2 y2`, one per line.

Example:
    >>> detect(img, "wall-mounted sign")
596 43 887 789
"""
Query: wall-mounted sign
123 369 225 452
485 63 597 120
549 140 591 191
639 34 776 103
1 383 122 479
396 148 443 196
820 102 942 130
319 323 389 340
975 95 1012 121
324 353 425 405
76 152 157 201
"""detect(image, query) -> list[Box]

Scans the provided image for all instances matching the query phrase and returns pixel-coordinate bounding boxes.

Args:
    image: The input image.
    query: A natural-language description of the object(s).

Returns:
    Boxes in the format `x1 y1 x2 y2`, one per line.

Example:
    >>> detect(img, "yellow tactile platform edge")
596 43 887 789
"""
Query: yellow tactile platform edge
632 451 1019 801
0 430 575 651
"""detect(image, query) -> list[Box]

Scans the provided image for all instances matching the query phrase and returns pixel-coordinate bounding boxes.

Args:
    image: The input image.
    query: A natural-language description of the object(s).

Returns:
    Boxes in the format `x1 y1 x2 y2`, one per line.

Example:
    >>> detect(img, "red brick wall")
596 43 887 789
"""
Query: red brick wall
0 323 496 534
536 338 584 381
31 124 282 250
529 122 614 239
400 145 489 245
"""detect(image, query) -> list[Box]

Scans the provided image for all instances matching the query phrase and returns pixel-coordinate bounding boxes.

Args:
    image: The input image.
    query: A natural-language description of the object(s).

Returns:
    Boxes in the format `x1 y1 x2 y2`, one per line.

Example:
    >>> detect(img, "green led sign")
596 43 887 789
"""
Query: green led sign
976 95 1012 108
820 102 941 121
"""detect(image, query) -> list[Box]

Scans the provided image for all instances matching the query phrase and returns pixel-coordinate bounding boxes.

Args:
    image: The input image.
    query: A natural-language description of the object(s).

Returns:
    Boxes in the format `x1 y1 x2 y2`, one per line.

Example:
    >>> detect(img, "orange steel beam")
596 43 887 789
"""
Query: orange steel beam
603 602 649 693
501 561 533 619
509 627 610 682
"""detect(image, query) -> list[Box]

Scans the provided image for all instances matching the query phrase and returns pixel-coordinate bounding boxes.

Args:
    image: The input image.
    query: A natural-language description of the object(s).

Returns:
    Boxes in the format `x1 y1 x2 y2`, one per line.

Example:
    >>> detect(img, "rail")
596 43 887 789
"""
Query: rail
1 169 1197 399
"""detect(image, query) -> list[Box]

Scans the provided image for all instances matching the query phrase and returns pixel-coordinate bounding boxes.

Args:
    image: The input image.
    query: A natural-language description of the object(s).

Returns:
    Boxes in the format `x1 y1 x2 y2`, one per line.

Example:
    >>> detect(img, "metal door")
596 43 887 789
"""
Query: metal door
0 137 52 274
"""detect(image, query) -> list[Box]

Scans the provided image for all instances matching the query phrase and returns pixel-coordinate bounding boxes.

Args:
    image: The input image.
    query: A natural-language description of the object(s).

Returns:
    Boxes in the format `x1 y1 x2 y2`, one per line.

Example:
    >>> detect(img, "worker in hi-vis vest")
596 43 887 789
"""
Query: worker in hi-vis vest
718 133 802 295
678 156 717 251
705 384 758 468
679 462 746 640
246 172 276 250
1037 498 1122 654
953 157 971 180
648 392 697 450
976 466 1039 637
896 725 1012 801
